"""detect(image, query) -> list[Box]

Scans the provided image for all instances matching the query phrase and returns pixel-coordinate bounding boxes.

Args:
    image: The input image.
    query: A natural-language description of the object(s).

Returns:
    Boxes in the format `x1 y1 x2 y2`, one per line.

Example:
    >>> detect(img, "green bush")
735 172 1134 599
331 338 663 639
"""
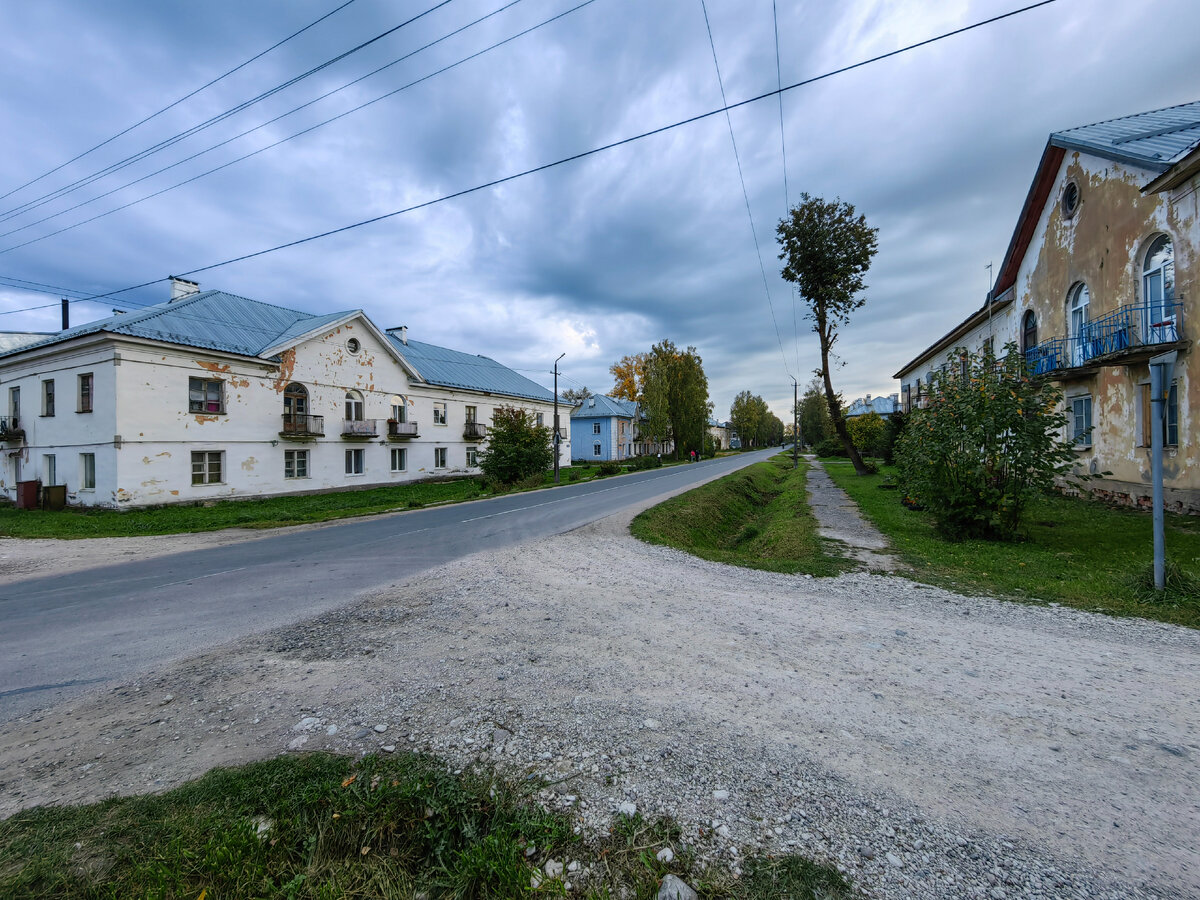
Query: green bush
846 411 886 458
895 343 1081 540
476 406 554 485
627 454 663 471
597 461 622 477
814 437 848 458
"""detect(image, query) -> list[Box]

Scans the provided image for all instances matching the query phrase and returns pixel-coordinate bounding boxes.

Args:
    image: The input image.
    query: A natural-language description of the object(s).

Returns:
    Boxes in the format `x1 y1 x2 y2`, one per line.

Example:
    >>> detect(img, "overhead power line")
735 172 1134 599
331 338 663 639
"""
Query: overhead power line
772 0 802 378
0 0 457 224
0 0 1058 318
0 0 592 255
0 0 361 207
698 0 792 379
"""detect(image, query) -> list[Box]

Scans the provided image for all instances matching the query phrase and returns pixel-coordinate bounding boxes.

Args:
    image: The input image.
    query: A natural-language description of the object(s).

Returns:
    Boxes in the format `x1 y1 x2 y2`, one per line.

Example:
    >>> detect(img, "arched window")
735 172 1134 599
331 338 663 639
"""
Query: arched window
389 394 407 423
345 390 364 421
1022 310 1038 355
1068 283 1090 365
1143 234 1177 342
283 382 308 417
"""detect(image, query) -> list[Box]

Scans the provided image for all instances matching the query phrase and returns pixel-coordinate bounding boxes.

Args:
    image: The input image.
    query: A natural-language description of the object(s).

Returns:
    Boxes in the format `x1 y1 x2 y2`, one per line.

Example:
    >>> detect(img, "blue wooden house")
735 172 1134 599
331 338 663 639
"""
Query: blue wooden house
569 394 638 461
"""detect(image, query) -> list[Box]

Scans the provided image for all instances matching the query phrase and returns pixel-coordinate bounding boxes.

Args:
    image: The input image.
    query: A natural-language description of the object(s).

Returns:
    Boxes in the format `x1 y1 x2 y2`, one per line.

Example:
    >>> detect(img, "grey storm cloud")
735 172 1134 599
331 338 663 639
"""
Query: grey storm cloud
0 0 1197 417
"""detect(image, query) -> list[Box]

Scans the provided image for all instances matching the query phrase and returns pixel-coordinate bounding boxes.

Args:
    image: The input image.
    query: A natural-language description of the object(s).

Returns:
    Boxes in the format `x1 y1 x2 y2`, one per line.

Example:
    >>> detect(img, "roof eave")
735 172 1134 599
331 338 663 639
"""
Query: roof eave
1142 144 1200 194
1048 135 1173 174
892 293 1014 379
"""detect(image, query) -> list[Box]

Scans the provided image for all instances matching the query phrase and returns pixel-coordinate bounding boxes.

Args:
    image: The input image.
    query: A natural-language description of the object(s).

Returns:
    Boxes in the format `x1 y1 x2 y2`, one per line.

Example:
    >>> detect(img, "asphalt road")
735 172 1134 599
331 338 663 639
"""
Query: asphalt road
0 450 777 722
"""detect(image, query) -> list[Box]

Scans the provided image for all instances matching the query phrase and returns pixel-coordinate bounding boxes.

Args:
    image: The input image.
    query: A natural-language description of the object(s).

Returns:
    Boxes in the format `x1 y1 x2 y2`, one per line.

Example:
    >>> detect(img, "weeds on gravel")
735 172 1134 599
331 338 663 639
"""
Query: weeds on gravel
630 454 849 576
823 459 1200 628
0 752 855 899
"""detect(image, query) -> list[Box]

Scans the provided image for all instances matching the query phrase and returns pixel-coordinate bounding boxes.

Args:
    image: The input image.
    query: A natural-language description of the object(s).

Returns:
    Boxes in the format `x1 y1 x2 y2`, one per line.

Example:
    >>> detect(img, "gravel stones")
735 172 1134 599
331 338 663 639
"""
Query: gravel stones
657 874 698 900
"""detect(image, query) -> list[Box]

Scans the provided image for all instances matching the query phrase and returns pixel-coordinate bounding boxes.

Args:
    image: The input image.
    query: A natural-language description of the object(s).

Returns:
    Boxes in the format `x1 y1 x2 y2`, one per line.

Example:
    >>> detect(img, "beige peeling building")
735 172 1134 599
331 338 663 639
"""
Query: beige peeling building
897 100 1200 512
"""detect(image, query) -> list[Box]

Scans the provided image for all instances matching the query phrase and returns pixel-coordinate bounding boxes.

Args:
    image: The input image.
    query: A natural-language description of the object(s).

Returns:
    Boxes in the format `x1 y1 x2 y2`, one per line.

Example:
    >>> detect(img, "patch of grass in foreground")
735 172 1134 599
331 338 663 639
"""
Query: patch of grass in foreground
631 454 849 576
0 479 490 539
821 459 1200 628
0 752 856 900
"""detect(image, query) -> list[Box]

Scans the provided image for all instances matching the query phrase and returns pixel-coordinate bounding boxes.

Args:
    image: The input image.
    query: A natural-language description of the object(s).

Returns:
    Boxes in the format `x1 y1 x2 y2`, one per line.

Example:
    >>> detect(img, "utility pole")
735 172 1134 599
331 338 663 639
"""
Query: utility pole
792 376 798 469
553 352 565 484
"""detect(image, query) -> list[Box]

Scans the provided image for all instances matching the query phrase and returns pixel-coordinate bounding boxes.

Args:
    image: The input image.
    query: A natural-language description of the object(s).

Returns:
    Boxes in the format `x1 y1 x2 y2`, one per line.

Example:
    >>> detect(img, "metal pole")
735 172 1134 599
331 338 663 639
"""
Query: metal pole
1149 351 1177 591
553 352 565 484
792 376 798 469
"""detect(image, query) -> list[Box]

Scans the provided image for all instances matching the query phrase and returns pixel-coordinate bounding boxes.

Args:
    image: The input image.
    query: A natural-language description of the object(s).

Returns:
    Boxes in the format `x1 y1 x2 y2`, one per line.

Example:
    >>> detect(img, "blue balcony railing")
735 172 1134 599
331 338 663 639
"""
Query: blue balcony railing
1026 300 1182 374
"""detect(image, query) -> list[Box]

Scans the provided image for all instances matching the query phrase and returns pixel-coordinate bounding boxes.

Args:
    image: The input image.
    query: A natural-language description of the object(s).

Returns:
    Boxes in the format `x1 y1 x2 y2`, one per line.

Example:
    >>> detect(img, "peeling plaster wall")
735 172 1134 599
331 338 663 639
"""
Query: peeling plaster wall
0 340 118 504
19 317 568 507
1014 152 1199 508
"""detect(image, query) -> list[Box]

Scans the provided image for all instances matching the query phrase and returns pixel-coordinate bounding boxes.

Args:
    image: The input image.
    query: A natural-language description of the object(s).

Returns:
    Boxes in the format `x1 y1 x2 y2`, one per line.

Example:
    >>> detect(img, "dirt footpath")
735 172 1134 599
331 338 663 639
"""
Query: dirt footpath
1 510 1197 899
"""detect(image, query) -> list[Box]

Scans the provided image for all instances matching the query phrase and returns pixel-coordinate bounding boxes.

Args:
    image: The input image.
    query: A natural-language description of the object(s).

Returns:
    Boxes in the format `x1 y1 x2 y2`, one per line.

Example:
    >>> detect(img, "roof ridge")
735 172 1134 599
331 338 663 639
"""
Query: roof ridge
1054 98 1200 137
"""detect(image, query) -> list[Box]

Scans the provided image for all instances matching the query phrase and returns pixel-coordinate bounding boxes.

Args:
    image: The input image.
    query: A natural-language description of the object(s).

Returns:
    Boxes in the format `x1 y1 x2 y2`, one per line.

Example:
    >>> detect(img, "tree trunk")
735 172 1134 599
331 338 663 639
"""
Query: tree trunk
819 332 870 475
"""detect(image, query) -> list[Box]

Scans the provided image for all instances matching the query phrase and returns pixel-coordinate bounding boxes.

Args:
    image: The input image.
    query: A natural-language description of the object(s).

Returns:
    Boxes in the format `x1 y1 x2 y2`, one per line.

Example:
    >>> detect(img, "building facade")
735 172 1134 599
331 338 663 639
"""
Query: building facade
569 394 637 461
0 283 568 507
896 100 1200 512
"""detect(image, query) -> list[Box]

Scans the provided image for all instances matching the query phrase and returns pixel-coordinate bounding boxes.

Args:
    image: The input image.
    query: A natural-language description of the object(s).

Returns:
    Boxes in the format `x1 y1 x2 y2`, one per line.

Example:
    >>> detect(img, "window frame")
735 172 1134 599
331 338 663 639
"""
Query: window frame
345 448 365 475
433 446 447 468
80 452 96 490
466 446 478 467
191 450 223 485
592 421 601 435
44 453 57 486
284 448 309 479
593 442 602 457
1139 380 1180 448
189 377 224 414
1068 394 1093 448
41 379 55 417
390 447 407 472
344 390 364 422
78 372 94 413
433 402 447 425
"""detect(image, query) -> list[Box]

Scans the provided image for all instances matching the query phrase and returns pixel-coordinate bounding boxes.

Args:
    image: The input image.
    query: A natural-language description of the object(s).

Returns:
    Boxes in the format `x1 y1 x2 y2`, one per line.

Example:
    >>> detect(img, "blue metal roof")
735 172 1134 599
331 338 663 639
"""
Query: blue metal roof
570 394 637 419
386 333 554 403
0 291 355 359
1051 100 1200 172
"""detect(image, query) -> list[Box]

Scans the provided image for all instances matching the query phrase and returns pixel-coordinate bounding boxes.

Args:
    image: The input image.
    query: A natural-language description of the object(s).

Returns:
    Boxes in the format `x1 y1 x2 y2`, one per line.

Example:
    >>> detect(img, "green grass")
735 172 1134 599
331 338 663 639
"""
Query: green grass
631 454 849 576
0 752 856 900
0 479 492 539
821 458 1200 627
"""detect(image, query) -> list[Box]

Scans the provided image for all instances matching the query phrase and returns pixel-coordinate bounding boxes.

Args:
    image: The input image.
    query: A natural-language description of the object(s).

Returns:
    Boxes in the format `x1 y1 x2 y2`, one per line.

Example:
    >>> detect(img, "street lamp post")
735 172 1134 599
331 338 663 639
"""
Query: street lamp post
553 352 565 484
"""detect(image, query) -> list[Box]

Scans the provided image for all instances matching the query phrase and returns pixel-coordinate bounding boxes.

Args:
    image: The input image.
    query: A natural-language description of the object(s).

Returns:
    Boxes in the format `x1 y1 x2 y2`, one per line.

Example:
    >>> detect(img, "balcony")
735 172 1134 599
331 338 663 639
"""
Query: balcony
0 415 22 442
388 419 419 440
1026 300 1184 376
341 418 379 439
463 421 487 440
279 413 324 439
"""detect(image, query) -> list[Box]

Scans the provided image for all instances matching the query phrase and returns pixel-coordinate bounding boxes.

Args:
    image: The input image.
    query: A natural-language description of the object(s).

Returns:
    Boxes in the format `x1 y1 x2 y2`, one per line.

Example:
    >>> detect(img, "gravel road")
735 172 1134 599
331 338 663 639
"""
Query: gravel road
1 503 1198 899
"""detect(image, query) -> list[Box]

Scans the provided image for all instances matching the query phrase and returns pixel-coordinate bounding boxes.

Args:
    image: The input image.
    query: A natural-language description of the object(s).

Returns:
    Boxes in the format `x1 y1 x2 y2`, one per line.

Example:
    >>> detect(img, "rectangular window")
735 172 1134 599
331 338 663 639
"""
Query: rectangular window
433 402 447 425
391 401 407 423
80 453 95 490
434 447 447 468
345 448 364 475
593 442 602 457
592 422 601 434
1140 382 1180 447
44 454 57 486
466 446 477 467
191 450 223 485
9 385 18 421
78 373 93 413
390 447 407 472
536 412 544 426
465 405 477 423
42 379 55 416
1070 396 1093 447
284 449 308 479
189 377 223 413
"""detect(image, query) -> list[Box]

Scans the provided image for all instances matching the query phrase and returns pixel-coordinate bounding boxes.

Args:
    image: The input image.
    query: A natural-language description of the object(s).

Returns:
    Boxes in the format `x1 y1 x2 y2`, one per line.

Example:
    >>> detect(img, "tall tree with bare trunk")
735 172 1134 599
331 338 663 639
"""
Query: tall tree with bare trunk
777 194 879 475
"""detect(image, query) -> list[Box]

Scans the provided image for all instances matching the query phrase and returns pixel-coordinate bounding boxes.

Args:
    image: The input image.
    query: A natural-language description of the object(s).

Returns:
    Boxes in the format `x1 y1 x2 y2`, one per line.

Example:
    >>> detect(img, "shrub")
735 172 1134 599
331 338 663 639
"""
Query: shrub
814 437 848 458
627 454 663 471
881 410 907 465
895 343 1082 540
476 406 554 485
597 461 622 477
846 411 886 458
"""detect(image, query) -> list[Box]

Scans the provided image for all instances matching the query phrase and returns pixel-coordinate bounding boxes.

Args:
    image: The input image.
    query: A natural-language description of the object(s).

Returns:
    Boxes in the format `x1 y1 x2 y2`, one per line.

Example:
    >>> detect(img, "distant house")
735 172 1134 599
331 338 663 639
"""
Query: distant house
569 394 637 461
0 280 568 507
895 99 1200 513
844 394 900 420
707 419 732 450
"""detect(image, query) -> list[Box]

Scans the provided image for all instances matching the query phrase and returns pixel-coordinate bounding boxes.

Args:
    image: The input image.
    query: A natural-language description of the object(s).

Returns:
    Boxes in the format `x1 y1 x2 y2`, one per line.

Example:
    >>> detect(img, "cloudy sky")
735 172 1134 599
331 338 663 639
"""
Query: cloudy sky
0 0 1197 419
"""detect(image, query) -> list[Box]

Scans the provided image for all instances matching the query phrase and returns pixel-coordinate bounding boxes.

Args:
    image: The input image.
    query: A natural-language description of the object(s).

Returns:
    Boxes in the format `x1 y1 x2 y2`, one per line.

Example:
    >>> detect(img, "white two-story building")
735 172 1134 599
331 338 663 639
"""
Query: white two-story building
0 280 568 507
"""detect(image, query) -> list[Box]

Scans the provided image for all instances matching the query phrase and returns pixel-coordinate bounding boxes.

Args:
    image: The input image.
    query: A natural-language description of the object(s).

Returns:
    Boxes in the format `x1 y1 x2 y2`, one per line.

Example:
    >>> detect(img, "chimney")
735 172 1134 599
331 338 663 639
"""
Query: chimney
399 325 407 345
61 297 69 330
169 276 200 301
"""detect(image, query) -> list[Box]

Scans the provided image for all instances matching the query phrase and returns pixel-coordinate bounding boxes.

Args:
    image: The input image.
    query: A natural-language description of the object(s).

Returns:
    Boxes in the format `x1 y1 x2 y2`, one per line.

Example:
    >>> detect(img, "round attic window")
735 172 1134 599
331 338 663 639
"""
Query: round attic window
346 337 361 354
1061 180 1080 219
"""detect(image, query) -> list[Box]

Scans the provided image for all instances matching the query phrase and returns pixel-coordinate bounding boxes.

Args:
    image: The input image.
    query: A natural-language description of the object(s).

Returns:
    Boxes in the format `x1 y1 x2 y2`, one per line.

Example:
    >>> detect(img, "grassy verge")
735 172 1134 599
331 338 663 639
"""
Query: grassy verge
0 752 856 900
820 458 1200 627
631 454 848 576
